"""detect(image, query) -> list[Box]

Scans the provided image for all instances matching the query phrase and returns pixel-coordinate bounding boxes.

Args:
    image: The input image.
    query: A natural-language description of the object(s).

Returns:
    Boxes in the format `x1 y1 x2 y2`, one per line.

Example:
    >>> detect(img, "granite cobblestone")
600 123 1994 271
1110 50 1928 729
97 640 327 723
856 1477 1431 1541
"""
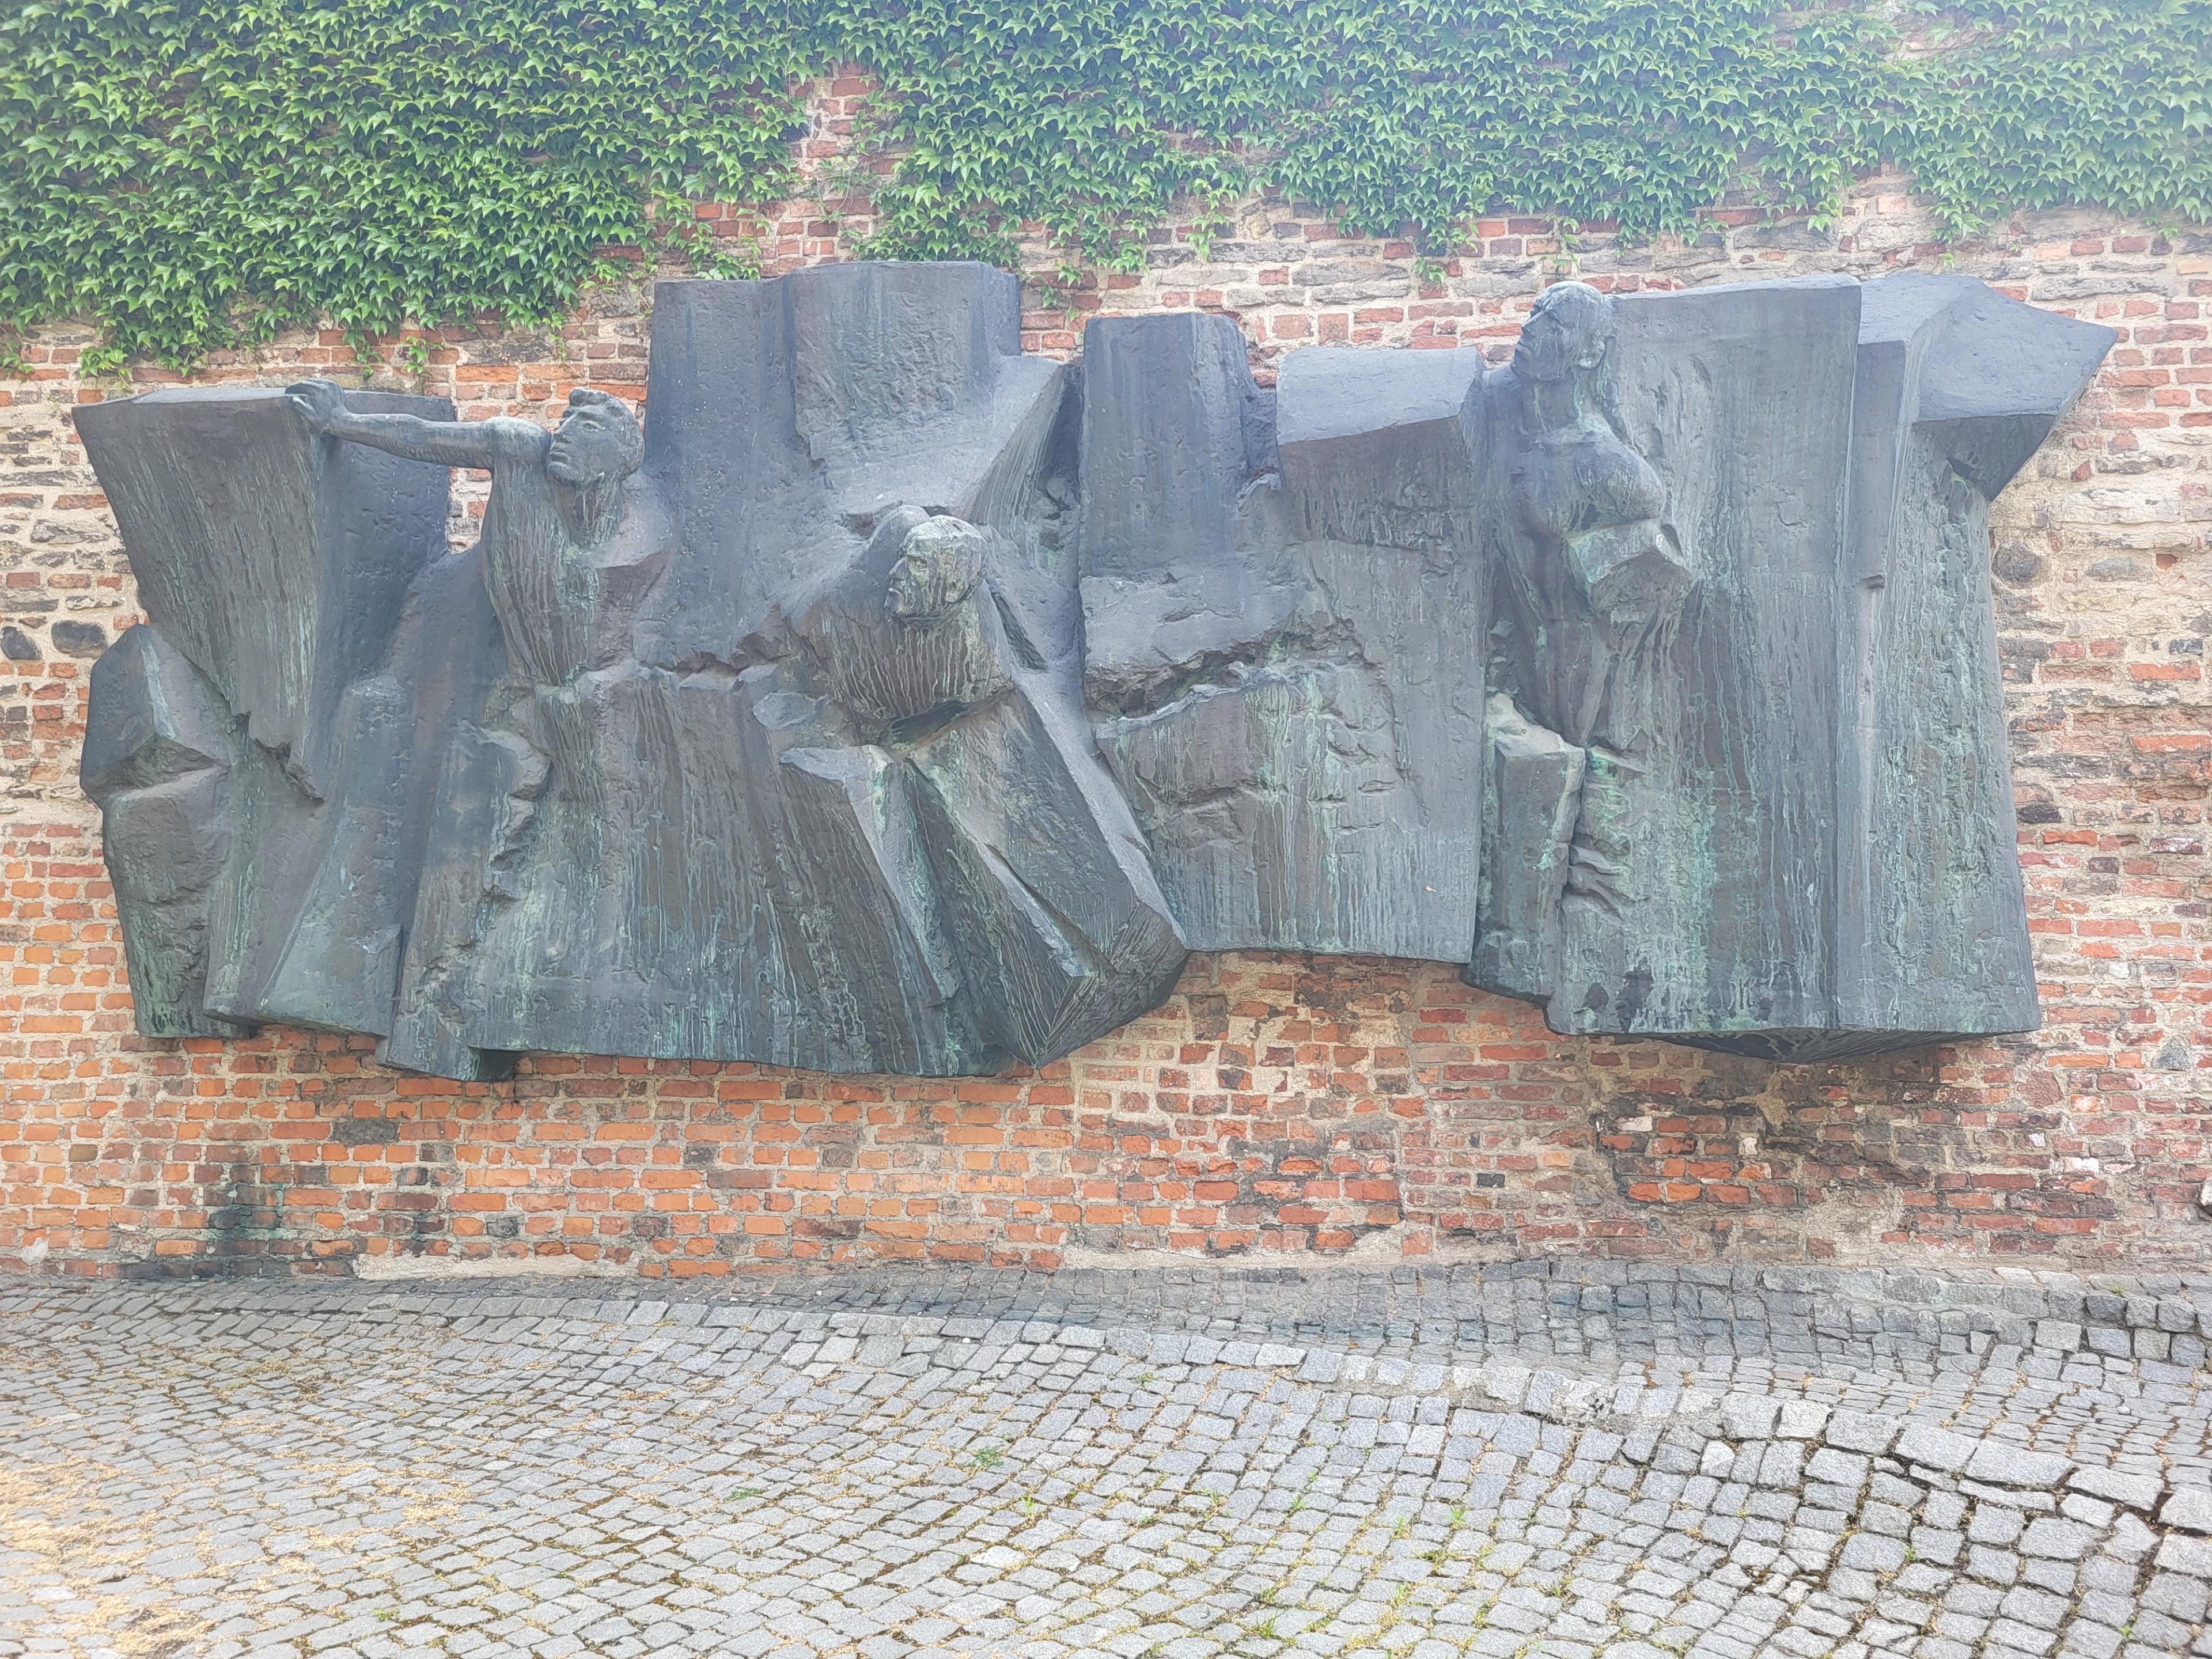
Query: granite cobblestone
5 1263 2212 1656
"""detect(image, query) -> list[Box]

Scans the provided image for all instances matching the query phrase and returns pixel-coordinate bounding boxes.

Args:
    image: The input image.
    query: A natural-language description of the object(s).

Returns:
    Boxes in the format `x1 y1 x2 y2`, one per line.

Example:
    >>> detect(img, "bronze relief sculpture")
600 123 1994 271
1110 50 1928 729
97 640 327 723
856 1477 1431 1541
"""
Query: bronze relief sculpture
76 264 2112 1078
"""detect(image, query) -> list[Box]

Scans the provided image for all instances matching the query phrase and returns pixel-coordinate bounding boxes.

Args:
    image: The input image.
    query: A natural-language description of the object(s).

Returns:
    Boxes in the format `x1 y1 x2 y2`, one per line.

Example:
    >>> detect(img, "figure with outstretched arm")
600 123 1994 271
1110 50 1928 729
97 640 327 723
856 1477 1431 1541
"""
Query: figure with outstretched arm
287 379 645 689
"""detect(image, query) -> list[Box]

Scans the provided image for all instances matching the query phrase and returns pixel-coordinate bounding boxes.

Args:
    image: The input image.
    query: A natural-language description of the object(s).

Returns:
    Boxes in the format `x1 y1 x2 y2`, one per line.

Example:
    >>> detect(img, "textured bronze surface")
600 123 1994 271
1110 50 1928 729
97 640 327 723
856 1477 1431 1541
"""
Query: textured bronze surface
75 263 2110 1077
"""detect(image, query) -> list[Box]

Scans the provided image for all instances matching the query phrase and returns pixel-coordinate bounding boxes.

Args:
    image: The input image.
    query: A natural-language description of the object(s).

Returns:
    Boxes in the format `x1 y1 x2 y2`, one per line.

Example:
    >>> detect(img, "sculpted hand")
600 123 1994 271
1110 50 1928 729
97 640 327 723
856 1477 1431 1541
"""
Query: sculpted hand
1572 520 1691 635
286 378 351 434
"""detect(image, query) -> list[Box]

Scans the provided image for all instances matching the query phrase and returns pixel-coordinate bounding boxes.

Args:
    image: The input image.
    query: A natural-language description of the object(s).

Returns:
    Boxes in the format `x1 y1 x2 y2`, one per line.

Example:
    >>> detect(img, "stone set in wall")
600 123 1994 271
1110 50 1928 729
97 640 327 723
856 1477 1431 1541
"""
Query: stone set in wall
1 113 2207 1274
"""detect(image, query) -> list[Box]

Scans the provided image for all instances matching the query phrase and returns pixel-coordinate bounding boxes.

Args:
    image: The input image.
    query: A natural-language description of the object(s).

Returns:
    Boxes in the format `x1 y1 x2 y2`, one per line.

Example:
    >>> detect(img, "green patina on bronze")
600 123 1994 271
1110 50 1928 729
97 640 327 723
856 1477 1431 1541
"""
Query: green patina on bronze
75 263 2108 1074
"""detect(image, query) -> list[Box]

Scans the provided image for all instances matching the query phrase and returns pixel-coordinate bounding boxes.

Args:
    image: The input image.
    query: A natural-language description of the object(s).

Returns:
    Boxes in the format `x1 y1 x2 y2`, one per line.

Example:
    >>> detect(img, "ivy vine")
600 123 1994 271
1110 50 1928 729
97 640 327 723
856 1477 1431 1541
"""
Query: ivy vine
2 0 2205 370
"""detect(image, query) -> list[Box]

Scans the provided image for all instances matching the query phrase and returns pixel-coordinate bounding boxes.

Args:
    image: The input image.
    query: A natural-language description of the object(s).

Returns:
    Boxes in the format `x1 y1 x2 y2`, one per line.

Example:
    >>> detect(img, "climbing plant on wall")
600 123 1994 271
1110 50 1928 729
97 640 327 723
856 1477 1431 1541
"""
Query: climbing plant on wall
1 0 816 371
1891 0 2212 235
2 0 2206 369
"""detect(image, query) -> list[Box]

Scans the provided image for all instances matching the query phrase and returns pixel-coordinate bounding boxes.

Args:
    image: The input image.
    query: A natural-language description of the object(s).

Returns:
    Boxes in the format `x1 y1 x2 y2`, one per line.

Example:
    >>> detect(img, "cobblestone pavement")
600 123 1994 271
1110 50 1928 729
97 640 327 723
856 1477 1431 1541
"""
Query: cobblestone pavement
7 1264 2212 1659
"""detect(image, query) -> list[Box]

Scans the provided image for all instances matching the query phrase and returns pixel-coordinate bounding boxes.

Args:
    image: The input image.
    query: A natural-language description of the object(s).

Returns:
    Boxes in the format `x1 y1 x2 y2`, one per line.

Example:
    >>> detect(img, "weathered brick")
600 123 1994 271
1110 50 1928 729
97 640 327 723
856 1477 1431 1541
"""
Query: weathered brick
1 100 2205 1279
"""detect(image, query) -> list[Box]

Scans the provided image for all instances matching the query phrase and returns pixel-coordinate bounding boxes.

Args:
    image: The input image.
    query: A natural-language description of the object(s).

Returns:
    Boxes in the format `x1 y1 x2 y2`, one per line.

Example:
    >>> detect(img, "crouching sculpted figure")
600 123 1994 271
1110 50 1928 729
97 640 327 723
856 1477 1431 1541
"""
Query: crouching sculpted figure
75 262 2112 1077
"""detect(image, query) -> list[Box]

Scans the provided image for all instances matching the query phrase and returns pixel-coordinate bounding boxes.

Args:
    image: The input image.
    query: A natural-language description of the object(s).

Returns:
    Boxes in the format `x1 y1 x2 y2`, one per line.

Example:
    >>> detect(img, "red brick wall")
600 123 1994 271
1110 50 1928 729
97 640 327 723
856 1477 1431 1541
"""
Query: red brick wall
3 85 2209 1277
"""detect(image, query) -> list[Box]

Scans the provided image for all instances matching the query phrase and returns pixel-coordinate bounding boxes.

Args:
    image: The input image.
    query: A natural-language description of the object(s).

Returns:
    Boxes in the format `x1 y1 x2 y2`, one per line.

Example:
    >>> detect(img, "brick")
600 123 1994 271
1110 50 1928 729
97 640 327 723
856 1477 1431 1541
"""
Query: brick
0 94 2202 1280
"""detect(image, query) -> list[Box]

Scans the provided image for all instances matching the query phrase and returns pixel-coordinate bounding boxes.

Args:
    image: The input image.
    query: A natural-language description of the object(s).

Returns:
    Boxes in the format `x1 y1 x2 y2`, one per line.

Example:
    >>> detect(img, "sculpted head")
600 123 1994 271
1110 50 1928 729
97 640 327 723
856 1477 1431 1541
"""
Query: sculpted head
546 388 645 488
1513 282 1614 386
888 516 987 621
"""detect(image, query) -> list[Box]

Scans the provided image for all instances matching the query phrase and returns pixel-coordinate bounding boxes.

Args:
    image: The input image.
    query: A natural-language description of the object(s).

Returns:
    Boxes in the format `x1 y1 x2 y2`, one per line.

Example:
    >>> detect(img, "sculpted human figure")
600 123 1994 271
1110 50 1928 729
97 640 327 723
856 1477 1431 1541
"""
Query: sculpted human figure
799 508 1013 737
1497 282 1692 915
286 376 672 880
286 379 656 691
283 377 674 1065
792 503 1187 1063
1505 282 1689 753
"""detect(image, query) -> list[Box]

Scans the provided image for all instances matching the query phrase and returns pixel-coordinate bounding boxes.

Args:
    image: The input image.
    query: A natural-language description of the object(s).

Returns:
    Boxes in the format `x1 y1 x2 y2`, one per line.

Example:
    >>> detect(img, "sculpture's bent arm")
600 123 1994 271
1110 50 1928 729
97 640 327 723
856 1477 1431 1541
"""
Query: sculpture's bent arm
287 378 505 470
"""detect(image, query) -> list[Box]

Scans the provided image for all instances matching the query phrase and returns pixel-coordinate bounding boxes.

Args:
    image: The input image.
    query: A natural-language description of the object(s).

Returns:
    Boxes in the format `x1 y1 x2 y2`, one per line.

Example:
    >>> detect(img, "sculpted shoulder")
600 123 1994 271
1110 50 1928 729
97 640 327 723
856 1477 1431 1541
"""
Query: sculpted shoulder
482 418 554 463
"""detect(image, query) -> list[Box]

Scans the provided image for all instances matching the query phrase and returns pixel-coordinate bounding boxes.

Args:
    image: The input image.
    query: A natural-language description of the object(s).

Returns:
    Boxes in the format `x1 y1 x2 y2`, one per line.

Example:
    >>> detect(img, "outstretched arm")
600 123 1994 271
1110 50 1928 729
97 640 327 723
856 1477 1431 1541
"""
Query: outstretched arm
287 378 502 469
